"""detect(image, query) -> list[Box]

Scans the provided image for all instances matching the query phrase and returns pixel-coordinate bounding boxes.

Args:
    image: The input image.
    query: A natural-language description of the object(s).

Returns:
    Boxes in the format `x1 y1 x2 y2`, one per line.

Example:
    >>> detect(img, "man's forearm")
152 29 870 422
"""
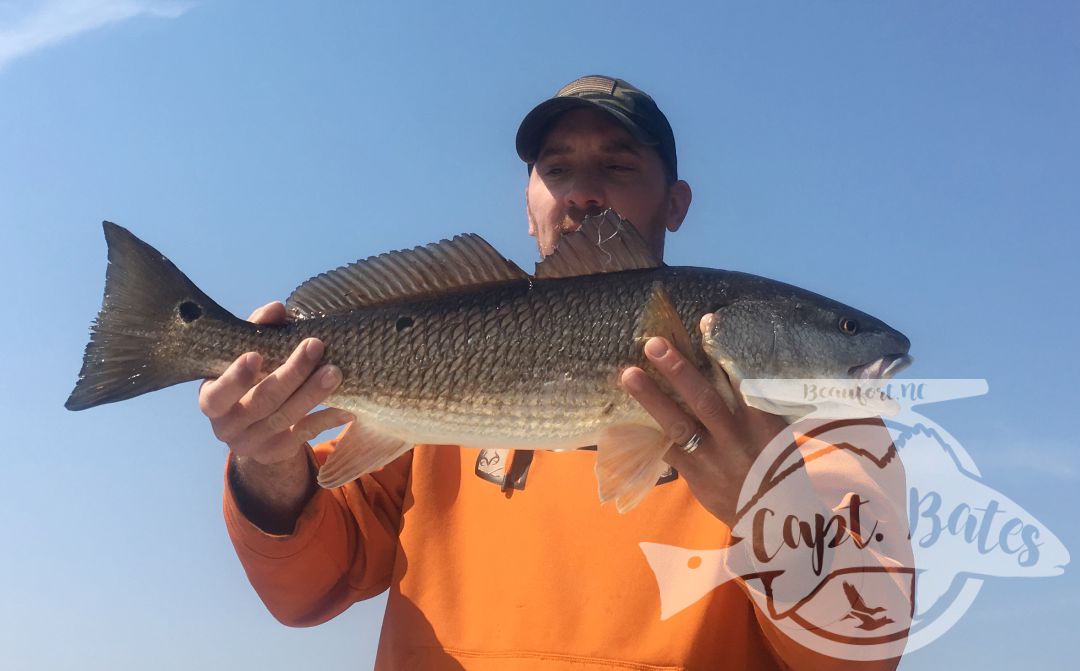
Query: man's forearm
227 447 318 535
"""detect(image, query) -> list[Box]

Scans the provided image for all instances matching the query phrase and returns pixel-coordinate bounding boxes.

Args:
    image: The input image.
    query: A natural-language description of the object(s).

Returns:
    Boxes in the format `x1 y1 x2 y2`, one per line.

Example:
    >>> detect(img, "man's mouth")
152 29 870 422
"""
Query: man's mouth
567 207 606 227
536 209 614 257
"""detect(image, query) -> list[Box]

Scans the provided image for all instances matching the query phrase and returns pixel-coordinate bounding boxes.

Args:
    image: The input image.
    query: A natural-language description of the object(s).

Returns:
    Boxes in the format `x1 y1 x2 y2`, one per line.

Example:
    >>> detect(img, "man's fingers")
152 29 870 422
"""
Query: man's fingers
242 338 325 420
234 407 354 464
642 337 736 438
209 338 330 450
199 301 284 426
244 364 344 445
620 367 698 446
200 352 263 419
248 301 288 324
291 407 355 445
199 299 347 467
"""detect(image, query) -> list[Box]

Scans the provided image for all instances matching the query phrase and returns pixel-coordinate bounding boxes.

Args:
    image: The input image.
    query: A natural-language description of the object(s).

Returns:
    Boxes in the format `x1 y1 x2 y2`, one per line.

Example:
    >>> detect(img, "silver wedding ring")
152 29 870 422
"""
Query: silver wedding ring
679 432 702 455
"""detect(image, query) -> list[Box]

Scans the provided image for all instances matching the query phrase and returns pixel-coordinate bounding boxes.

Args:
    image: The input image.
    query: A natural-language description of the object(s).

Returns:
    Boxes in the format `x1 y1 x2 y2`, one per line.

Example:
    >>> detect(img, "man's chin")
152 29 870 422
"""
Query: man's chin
536 225 562 258
532 220 581 258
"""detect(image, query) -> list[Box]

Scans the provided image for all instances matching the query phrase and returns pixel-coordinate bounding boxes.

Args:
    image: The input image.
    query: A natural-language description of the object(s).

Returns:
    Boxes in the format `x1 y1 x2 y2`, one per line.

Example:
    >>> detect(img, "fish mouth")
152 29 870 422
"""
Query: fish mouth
849 354 913 380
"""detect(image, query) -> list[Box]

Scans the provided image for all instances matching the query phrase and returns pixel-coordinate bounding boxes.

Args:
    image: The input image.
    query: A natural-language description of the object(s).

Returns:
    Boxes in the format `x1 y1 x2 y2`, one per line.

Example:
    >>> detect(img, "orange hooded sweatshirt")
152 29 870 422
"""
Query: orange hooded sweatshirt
225 439 906 670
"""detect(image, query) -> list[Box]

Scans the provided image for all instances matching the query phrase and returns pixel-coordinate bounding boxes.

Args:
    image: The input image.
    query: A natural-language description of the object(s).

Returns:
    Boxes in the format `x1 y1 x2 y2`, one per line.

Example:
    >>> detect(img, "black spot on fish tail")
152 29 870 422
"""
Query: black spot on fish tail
396 315 414 332
178 300 203 323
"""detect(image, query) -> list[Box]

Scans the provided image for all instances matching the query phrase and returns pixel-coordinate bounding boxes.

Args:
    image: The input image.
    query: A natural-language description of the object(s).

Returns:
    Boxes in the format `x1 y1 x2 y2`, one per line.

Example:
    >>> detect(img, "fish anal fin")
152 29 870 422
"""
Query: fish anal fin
317 421 412 488
287 234 528 319
533 209 661 279
595 424 669 513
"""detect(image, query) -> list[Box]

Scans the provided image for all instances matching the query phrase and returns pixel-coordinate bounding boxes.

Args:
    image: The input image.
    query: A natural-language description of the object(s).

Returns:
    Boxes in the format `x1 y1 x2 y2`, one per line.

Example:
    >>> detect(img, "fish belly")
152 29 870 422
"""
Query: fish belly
326 381 655 450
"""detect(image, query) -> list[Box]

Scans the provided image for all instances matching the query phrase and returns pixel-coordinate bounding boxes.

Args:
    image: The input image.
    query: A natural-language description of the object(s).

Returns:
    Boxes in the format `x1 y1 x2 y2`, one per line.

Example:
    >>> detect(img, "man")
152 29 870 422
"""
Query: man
203 76 906 669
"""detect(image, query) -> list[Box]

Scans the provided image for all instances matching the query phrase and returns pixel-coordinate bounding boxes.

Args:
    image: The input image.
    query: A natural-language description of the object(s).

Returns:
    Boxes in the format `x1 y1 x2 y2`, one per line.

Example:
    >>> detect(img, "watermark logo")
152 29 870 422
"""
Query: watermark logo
639 379 1069 660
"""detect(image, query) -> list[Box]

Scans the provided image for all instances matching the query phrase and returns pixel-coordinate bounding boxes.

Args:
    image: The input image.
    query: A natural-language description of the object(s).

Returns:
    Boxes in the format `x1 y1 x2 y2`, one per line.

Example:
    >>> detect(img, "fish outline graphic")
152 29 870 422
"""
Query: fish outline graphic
638 379 1069 659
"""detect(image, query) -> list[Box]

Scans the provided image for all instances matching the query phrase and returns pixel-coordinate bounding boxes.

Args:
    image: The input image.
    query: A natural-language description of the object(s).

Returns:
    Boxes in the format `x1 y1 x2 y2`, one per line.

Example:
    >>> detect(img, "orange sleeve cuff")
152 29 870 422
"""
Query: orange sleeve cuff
223 476 333 560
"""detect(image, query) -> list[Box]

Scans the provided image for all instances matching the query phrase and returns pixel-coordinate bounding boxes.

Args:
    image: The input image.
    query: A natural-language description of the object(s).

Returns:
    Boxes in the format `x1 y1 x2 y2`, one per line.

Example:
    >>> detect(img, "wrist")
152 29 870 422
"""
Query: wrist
228 445 318 534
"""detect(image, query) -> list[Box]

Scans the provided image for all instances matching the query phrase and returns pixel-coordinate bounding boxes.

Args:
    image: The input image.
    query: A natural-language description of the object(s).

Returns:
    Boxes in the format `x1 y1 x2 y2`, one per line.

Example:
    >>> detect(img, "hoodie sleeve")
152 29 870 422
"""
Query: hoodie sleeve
223 437 412 627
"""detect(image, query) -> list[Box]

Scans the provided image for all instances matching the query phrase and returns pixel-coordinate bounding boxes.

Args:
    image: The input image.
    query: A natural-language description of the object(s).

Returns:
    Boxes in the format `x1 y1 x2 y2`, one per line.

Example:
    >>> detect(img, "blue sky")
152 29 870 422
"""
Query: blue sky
1 1 1077 668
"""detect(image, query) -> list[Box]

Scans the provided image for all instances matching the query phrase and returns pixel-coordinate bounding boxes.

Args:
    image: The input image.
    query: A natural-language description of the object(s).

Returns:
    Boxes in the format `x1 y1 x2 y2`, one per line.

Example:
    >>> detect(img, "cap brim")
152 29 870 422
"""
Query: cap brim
515 97 658 164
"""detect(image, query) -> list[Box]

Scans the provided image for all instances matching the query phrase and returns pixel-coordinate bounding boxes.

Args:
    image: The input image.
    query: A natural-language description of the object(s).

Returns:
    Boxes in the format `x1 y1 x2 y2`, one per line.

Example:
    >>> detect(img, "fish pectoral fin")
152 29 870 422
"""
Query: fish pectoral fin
317 421 412 488
637 282 694 358
595 424 670 513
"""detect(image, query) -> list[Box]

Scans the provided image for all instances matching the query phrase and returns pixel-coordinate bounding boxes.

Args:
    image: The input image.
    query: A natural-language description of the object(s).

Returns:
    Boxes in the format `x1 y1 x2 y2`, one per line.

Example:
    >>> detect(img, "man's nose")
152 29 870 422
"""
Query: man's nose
565 171 606 211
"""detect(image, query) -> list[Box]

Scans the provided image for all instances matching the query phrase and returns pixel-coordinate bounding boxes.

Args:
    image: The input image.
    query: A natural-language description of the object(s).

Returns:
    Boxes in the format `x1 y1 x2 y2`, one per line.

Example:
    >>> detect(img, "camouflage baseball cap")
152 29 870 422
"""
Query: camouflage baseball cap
516 75 678 180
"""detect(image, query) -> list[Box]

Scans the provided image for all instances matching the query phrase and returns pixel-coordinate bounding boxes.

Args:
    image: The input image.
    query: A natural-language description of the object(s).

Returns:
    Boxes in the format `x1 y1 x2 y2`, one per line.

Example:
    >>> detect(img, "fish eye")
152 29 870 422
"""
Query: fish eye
838 317 859 335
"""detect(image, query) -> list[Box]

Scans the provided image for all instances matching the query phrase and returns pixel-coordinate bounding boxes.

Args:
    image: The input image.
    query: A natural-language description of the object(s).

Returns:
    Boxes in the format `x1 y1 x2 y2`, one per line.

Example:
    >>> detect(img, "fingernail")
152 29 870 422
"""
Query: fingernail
645 338 668 358
320 365 341 389
245 352 262 373
336 410 355 424
306 339 324 362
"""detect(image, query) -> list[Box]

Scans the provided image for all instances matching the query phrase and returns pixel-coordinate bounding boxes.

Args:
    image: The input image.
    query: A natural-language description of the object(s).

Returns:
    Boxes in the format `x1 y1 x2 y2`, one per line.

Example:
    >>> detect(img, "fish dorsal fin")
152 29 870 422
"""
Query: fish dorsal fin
286 234 528 318
533 209 662 280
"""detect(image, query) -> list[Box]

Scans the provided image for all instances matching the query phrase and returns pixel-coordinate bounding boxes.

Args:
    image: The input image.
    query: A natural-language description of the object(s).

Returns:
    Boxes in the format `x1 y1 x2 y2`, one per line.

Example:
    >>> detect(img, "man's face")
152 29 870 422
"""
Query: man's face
526 107 690 260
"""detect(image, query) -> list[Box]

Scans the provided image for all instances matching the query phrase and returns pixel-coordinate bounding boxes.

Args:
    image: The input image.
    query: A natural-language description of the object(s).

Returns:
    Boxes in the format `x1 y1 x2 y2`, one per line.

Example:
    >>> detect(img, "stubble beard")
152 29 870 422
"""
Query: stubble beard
526 195 669 260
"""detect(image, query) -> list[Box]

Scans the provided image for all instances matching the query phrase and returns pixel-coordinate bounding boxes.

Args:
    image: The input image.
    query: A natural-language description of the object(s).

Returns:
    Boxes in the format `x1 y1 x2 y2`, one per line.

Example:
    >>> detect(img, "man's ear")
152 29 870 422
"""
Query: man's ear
665 180 692 233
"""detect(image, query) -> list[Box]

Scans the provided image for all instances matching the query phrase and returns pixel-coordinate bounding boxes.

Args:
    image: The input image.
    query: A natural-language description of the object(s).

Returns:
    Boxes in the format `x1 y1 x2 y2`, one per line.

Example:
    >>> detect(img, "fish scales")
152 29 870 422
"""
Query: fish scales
281 269 715 447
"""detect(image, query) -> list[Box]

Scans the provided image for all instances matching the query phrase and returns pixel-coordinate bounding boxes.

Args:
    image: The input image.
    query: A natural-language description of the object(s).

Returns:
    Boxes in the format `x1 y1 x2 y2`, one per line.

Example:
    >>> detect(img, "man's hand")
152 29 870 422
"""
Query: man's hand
201 301 353 533
620 316 789 527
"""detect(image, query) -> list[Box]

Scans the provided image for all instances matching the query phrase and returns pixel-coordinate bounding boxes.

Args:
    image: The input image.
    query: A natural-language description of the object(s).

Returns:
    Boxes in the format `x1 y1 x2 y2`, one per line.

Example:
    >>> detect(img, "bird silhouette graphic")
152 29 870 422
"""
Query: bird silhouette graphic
841 581 894 631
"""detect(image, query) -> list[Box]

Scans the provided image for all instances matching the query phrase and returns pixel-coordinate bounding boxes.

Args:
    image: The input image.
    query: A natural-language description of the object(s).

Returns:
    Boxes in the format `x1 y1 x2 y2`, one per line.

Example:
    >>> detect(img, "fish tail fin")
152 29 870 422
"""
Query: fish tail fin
65 221 240 411
595 424 671 513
